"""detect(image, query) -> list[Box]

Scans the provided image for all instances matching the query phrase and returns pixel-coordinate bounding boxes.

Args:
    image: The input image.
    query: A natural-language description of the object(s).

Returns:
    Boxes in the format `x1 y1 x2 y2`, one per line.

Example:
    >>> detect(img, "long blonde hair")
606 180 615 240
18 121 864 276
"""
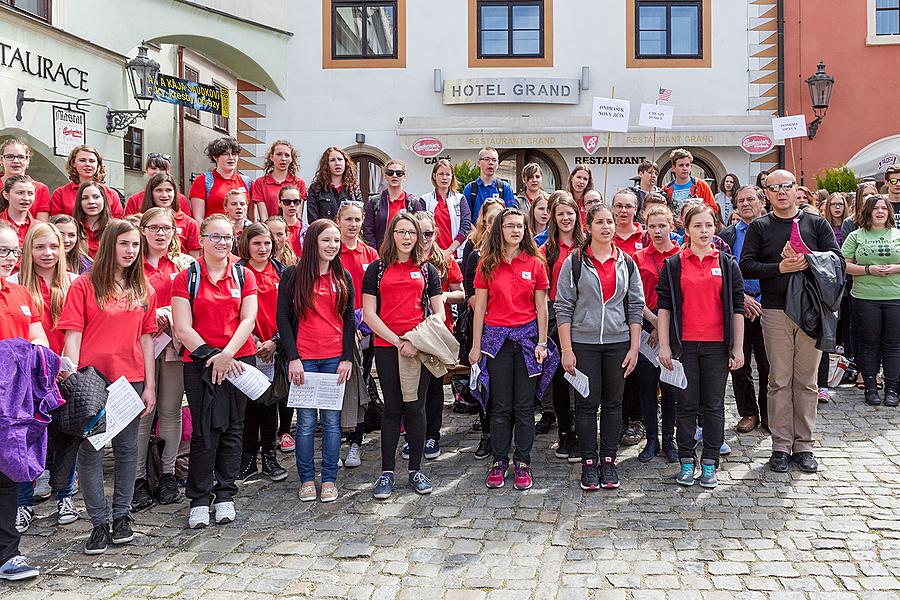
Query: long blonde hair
18 222 70 327
265 216 297 265
414 211 449 280
468 197 505 252
140 207 182 256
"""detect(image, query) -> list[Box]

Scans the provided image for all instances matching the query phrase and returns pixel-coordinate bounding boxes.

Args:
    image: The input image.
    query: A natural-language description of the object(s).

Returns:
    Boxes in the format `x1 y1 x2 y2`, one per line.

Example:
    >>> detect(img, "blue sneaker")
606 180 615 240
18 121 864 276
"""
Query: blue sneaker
409 471 433 495
401 443 410 460
0 555 39 581
720 440 731 455
676 459 695 486
424 438 440 459
699 459 718 488
694 426 703 442
373 472 395 500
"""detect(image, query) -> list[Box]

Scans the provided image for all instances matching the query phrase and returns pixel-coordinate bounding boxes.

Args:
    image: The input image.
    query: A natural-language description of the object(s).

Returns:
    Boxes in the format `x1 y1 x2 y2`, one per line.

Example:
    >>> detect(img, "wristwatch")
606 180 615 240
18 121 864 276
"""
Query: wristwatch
536 341 548 348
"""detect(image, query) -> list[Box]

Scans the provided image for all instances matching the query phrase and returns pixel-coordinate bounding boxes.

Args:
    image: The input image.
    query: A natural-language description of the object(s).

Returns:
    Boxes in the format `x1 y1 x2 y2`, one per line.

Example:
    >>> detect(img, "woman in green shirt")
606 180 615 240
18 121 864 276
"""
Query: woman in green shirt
841 194 900 407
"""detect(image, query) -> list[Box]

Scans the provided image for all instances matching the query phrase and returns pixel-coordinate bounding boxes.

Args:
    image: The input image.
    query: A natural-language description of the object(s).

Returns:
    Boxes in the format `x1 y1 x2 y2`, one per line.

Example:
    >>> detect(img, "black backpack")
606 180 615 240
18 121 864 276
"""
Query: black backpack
468 179 508 212
371 259 432 319
186 261 245 307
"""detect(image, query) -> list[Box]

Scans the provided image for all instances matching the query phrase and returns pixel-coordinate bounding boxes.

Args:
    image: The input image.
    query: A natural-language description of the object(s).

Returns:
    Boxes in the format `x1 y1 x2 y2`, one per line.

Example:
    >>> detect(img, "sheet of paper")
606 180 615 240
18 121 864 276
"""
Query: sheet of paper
287 372 345 411
639 331 660 367
660 359 688 389
257 358 275 382
88 376 144 450
564 368 590 398
226 363 271 401
59 356 78 373
469 363 481 390
153 332 172 359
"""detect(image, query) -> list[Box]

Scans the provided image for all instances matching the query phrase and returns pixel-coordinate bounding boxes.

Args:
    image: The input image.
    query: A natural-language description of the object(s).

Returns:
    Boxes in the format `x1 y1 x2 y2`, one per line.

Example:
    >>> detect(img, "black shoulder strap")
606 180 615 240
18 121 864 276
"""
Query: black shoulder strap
187 261 202 308
572 248 583 287
374 259 386 315
468 181 477 209
421 264 432 319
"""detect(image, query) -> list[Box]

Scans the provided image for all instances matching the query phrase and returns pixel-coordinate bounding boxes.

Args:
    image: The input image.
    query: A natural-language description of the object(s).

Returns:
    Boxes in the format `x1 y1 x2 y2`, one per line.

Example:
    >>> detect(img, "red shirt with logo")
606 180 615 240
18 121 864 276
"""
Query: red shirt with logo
614 226 646 257
474 252 549 328
362 260 441 347
247 261 280 342
250 173 307 219
634 244 679 312
679 247 724 342
340 241 379 309
387 192 407 227
541 241 574 302
173 212 201 253
296 271 344 359
144 255 180 307
0 278 40 341
50 182 124 218
187 170 250 217
587 246 619 303
433 194 453 251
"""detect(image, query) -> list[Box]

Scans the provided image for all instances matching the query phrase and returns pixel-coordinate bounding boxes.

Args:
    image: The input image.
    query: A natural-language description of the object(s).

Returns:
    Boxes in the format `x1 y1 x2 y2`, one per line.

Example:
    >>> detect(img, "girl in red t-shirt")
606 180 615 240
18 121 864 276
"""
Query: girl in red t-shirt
0 175 35 248
73 182 110 259
59 219 157 555
362 213 443 500
50 145 123 218
140 174 200 259
566 166 594 227
470 208 550 492
0 138 51 221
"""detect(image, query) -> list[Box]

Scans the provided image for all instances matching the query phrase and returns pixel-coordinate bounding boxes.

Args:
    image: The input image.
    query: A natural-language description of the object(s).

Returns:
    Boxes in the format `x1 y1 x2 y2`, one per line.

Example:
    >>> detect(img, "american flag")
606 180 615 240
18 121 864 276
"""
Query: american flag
658 88 672 102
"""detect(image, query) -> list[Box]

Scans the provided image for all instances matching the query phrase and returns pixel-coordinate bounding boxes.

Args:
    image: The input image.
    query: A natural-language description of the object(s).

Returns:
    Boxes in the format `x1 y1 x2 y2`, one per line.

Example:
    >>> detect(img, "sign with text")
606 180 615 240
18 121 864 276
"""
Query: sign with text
638 103 674 130
155 73 230 117
592 97 630 133
740 134 775 155
52 106 85 157
772 115 807 140
411 137 443 157
443 78 580 105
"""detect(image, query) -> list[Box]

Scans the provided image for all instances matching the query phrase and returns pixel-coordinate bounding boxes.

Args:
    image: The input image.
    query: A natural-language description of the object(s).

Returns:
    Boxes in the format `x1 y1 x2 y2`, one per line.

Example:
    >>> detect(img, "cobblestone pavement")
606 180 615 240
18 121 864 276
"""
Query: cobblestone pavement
8 380 900 599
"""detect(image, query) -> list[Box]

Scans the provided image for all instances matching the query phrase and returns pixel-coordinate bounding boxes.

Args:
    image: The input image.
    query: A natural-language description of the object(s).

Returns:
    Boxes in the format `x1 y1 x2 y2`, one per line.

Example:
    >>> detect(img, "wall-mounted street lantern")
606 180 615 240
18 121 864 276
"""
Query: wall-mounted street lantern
805 61 834 140
106 44 160 133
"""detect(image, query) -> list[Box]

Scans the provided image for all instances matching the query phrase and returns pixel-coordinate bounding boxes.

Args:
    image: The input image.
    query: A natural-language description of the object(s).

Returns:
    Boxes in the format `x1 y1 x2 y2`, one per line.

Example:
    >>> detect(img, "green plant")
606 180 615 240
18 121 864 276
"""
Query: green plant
453 160 481 190
815 165 857 193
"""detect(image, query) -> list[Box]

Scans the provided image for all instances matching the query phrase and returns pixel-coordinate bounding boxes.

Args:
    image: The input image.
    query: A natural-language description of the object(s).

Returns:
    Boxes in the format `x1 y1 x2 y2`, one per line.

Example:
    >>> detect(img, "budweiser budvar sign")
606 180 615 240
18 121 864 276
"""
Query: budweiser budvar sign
740 134 774 155
411 137 443 158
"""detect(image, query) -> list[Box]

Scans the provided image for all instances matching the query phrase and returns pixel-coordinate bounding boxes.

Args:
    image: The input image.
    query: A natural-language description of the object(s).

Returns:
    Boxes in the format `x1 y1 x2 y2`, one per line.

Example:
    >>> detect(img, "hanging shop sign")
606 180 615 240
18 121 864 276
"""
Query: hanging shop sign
443 77 580 105
53 106 85 157
740 134 775 155
154 73 229 117
0 41 90 92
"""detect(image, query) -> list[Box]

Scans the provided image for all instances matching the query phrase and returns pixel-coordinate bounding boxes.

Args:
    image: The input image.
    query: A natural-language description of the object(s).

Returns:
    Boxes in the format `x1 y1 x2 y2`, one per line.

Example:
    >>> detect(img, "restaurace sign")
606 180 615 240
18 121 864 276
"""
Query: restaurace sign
0 41 89 92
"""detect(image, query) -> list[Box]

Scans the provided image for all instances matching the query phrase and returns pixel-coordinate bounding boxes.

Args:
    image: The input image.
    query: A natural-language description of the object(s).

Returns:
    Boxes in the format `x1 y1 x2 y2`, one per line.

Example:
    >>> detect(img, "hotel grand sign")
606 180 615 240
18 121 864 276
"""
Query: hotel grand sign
443 77 580 105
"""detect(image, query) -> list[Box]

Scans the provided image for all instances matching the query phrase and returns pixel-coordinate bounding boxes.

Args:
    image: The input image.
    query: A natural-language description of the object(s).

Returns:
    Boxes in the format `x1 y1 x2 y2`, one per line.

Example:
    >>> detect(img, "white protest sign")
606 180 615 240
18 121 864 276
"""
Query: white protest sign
592 97 631 133
772 115 808 140
639 103 674 130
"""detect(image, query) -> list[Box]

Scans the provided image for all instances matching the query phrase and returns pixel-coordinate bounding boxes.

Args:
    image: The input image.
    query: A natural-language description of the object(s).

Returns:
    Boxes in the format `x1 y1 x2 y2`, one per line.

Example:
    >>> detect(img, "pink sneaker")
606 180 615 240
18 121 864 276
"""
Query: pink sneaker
485 461 507 488
279 433 295 453
513 462 533 490
817 388 831 403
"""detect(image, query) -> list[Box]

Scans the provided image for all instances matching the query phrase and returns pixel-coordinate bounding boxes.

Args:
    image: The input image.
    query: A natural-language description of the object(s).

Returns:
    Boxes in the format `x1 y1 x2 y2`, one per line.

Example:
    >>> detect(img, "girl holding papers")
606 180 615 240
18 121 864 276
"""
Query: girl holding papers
656 204 744 490
554 205 644 492
58 220 157 555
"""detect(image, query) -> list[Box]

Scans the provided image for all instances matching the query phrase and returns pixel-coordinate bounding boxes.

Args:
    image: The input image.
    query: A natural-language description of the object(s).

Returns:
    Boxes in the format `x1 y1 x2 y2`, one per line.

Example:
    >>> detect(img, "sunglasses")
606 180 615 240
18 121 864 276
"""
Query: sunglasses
385 169 405 177
280 199 302 206
148 152 172 161
889 178 900 186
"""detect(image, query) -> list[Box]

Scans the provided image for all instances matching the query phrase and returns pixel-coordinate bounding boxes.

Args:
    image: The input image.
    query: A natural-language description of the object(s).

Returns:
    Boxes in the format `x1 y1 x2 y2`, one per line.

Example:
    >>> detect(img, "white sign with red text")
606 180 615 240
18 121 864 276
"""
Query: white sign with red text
53 106 85 157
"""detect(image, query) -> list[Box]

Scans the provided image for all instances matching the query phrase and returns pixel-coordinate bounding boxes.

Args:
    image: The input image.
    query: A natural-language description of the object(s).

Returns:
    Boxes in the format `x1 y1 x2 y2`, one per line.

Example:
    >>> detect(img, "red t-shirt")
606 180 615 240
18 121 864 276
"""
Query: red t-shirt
634 244 679 312
250 173 307 219
587 246 620 303
286 221 304 259
387 192 407 226
84 224 102 259
296 271 344 360
174 211 201 253
125 191 192 217
441 256 463 330
362 260 441 347
474 252 549 328
144 255 180 307
247 261 280 342
58 275 157 382
170 258 258 359
50 182 124 218
187 170 249 217
541 241 574 302
614 226 646 257
0 209 33 247
433 194 453 251
0 278 40 341
679 247 724 342
340 241 379 309
36 277 66 355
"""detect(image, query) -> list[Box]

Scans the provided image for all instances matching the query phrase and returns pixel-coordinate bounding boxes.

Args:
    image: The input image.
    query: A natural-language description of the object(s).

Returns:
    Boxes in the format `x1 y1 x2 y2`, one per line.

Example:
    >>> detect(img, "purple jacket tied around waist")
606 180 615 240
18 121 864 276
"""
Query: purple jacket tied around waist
0 338 64 482
471 320 559 410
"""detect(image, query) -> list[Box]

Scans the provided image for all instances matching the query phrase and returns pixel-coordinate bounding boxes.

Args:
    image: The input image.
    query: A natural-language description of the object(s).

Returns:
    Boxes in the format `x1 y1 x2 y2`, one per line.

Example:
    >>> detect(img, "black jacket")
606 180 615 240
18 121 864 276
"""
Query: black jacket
306 182 362 223
275 266 356 362
785 251 845 353
189 345 244 449
656 251 745 359
363 190 425 250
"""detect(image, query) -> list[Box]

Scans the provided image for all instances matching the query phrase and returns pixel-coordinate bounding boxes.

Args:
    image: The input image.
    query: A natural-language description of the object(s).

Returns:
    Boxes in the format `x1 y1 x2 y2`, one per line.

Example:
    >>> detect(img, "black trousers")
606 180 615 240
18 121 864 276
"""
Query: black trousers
636 359 677 444
242 401 278 454
0 472 18 564
425 375 443 441
184 356 252 508
731 316 769 420
489 340 537 465
347 343 376 446
374 346 429 472
574 341 629 461
277 400 293 437
621 372 642 424
676 342 729 466
854 298 900 382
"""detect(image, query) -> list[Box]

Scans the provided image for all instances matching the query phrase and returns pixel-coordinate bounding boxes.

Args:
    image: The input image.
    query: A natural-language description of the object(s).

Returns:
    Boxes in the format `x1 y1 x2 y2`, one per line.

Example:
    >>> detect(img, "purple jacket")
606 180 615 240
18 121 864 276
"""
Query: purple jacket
472 320 559 410
0 338 64 482
363 190 426 250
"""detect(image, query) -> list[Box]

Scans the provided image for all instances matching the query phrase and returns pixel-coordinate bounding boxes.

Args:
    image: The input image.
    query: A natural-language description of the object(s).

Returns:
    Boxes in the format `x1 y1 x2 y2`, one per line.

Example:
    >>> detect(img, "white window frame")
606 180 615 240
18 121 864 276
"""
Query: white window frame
867 0 900 46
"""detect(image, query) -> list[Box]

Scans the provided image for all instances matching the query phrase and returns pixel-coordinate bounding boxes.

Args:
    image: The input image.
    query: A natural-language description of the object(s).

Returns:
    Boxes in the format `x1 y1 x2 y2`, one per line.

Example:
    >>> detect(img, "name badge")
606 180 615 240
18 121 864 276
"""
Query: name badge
20 305 31 317
522 271 532 280
170 273 178 280
634 242 643 250
332 282 337 293
362 263 370 271
711 268 722 277
230 288 241 298
410 271 421 279
176 227 183 235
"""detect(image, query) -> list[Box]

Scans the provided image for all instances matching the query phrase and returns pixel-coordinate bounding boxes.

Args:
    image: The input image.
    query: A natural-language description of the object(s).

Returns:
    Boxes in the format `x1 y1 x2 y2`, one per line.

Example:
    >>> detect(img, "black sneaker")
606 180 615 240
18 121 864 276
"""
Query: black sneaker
474 436 491 460
566 435 582 464
791 452 818 473
620 420 645 446
534 412 556 435
84 524 111 555
261 450 288 482
554 432 573 459
239 453 258 481
580 459 599 491
769 451 791 473
157 473 181 505
112 515 134 544
599 456 620 489
131 477 153 512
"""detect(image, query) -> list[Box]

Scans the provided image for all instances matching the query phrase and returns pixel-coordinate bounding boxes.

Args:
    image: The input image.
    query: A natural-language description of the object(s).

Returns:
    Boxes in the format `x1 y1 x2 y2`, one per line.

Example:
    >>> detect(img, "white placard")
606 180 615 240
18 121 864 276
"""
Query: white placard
287 372 345 411
591 97 631 133
563 368 590 398
638 103 674 130
772 115 808 140
660 359 688 390
226 363 272 400
88 376 144 450
639 330 660 367
153 332 172 359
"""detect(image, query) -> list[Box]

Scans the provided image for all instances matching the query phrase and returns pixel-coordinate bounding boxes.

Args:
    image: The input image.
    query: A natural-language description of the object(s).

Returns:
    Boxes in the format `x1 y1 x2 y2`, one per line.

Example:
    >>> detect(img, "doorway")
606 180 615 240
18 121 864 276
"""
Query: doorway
351 153 385 199
498 149 562 194
658 155 720 194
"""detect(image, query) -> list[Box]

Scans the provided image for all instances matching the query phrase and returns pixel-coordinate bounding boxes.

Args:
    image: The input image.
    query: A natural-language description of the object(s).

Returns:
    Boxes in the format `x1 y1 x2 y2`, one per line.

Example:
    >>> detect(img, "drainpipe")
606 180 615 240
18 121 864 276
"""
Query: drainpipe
177 46 186 194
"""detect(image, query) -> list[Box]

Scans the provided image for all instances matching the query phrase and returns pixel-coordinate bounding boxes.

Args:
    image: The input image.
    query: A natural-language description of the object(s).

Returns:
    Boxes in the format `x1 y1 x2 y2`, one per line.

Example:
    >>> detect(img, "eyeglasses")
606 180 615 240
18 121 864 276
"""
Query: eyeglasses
393 229 417 238
421 231 435 239
144 225 175 234
385 169 405 177
765 182 796 192
2 154 27 162
281 199 302 206
888 178 900 186
340 200 363 208
479 157 498 164
0 247 22 258
148 152 172 161
613 203 635 210
502 223 525 230
202 233 235 244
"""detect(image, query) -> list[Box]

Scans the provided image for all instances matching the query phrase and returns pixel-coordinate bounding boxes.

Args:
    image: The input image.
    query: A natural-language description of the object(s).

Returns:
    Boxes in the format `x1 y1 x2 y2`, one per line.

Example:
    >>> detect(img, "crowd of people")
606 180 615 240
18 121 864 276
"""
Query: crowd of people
0 137 898 582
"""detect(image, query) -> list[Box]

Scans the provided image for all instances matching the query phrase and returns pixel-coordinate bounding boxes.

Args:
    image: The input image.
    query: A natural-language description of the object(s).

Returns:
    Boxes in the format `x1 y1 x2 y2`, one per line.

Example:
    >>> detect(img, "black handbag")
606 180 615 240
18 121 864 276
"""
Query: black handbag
54 366 109 438
257 355 289 406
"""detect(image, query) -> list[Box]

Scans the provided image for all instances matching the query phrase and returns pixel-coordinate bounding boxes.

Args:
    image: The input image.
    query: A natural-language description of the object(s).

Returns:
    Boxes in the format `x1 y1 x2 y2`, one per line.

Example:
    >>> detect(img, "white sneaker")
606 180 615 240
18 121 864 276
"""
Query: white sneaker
188 506 209 529
57 496 79 525
344 444 362 468
34 470 51 500
15 506 34 533
214 501 235 524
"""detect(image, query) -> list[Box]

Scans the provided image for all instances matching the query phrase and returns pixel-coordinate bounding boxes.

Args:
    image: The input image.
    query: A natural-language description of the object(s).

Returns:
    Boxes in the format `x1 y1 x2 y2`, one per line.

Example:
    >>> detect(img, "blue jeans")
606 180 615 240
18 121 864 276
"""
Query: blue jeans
296 357 342 484
18 431 78 507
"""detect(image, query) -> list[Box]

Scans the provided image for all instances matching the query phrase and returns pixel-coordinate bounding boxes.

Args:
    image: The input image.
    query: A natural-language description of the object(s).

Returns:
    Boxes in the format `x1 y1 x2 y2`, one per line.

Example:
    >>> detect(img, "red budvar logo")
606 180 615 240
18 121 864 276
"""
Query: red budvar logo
62 128 83 138
741 134 774 155
582 135 600 156
411 137 443 158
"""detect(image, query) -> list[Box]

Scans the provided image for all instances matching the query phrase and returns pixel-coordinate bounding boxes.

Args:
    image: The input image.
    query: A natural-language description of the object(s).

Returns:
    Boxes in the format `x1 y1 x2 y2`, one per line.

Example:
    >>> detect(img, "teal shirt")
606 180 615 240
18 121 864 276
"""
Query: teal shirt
841 227 900 300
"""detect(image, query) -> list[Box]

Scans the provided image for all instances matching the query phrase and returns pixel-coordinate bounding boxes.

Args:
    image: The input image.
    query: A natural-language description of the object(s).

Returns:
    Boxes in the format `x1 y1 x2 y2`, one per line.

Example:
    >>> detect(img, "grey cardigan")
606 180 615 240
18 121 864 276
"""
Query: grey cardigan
554 248 645 345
